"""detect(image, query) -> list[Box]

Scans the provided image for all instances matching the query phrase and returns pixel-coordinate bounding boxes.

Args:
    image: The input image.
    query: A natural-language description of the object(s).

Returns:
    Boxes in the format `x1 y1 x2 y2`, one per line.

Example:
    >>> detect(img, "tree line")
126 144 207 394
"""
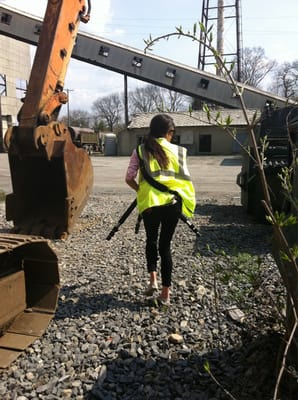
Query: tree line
60 85 192 132
60 47 298 132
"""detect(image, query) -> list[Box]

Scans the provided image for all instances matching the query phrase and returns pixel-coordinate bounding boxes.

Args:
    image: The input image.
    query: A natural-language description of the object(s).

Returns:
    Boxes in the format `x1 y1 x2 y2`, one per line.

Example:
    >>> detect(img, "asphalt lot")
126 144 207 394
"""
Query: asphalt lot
0 153 242 202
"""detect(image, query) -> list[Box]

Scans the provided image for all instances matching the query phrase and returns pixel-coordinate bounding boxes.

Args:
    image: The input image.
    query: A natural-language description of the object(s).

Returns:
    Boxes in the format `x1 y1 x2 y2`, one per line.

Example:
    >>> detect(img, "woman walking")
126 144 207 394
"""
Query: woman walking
125 114 196 305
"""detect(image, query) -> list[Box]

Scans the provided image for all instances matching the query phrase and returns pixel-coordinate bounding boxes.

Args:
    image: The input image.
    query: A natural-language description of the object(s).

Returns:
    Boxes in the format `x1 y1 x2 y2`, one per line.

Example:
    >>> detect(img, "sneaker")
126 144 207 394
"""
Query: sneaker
144 281 158 296
157 296 170 306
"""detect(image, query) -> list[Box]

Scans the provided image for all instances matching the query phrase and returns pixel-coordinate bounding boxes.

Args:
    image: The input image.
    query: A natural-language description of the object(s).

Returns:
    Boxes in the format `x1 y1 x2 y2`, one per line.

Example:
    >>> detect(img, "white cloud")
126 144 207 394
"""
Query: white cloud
80 0 112 36
0 0 112 36
0 0 47 17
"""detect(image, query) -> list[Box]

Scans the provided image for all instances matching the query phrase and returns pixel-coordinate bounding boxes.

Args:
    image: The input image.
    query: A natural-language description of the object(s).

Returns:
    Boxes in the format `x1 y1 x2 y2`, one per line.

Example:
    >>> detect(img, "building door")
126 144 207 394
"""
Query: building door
199 134 211 153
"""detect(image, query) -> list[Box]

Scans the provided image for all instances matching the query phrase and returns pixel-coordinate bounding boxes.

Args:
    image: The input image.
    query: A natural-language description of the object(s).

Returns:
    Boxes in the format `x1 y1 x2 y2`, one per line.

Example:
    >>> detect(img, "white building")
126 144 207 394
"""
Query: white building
118 110 258 156
0 36 31 150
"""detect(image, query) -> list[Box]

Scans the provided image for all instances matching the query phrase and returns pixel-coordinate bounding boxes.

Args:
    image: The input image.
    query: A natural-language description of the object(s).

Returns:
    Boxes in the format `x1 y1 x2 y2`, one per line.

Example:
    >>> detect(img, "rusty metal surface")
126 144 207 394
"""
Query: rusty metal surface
0 233 60 368
0 233 44 251
0 271 26 329
0 332 38 350
0 348 23 369
5 123 93 239
7 312 54 336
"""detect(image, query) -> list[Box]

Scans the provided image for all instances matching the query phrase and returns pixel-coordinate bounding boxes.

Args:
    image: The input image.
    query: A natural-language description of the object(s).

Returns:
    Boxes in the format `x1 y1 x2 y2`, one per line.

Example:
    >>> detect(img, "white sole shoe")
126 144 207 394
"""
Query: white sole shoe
144 282 158 296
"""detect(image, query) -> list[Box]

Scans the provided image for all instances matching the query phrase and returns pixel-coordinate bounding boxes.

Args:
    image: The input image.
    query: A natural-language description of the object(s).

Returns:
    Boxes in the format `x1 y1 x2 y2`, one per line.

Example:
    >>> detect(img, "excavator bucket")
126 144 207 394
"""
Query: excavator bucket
0 233 60 368
5 122 93 239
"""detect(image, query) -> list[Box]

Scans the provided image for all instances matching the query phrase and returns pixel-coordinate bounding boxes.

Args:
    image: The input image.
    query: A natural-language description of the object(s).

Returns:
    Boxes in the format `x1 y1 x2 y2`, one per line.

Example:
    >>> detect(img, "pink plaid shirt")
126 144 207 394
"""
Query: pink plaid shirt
125 149 140 180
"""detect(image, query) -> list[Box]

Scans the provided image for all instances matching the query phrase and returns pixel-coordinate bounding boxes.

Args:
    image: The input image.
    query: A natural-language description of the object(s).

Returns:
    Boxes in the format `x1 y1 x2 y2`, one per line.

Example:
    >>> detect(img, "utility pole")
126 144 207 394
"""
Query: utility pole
124 74 129 127
235 0 242 81
217 0 224 76
66 88 74 127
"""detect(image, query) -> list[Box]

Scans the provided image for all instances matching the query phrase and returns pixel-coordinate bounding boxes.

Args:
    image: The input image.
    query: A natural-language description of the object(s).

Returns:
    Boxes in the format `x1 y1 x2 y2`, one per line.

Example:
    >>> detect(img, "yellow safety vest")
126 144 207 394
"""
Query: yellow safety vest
137 138 196 217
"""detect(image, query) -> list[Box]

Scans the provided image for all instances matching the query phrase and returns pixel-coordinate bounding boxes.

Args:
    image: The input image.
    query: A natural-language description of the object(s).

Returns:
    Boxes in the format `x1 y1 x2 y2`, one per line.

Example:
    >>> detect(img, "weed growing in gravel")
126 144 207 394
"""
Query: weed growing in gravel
215 251 263 307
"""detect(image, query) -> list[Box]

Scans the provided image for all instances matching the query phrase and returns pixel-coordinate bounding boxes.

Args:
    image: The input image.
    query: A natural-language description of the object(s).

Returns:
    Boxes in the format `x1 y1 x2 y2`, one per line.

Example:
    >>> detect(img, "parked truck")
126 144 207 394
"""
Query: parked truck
68 126 99 154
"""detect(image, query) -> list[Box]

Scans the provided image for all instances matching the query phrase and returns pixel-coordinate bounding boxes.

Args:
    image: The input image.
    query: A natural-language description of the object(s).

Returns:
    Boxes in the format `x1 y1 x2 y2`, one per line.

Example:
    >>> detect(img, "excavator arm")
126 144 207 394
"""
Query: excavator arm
4 0 93 239
13 0 90 128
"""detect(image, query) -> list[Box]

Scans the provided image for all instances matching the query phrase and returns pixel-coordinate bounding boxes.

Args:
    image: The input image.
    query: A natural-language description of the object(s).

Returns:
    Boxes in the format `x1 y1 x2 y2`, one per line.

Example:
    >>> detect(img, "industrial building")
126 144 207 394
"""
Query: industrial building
118 109 257 156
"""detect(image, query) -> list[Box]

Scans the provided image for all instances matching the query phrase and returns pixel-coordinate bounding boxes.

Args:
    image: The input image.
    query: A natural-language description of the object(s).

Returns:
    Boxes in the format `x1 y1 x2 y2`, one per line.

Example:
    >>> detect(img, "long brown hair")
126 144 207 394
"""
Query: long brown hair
144 114 175 168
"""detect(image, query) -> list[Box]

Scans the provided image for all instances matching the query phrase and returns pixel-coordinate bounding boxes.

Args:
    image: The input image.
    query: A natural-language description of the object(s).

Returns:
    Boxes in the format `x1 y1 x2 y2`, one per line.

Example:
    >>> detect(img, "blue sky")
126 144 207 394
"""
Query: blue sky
1 0 298 113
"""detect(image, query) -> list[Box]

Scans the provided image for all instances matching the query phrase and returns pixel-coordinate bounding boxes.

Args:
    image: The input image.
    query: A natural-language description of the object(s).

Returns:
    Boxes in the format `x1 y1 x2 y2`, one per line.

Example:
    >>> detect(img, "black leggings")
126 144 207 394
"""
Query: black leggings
142 203 180 287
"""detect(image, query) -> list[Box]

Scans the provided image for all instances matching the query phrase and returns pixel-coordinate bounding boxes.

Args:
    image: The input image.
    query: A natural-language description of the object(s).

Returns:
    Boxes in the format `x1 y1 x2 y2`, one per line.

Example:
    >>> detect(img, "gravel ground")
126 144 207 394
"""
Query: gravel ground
0 194 289 400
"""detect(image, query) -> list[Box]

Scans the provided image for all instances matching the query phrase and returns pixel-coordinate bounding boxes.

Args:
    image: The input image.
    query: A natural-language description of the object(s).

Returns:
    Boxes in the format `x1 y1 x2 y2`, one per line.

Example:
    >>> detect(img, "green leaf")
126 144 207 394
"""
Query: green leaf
176 25 183 34
229 61 235 72
193 23 197 36
207 24 214 34
199 22 206 33
225 115 232 126
204 361 210 373
291 245 298 258
280 251 290 262
203 103 211 122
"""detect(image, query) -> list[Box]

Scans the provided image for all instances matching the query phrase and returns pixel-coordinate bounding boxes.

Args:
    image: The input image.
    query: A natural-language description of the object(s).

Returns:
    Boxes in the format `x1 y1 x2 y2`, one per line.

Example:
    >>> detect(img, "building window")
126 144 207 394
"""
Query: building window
0 74 7 96
199 134 211 152
16 78 27 99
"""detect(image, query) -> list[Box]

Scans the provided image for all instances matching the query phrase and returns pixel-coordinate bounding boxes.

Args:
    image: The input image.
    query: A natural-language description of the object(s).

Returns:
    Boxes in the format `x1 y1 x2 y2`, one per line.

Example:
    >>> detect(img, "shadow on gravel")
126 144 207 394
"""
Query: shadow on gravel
196 203 255 224
195 203 272 257
84 332 283 400
55 285 143 319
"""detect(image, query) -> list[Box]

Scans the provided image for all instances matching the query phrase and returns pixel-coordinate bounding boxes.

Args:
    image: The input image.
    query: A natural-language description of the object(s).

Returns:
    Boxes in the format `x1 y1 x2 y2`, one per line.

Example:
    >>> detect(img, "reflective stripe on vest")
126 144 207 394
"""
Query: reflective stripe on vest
140 143 192 181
